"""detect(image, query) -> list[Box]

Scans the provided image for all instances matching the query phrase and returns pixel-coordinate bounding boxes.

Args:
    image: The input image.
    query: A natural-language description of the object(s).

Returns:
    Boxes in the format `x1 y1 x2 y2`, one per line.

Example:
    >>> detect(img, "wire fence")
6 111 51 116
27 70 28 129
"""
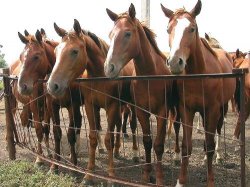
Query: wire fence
2 68 249 187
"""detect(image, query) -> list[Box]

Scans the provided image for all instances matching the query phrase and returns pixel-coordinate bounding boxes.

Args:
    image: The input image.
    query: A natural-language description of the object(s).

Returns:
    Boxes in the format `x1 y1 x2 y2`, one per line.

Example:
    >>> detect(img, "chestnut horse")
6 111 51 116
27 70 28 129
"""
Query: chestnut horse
232 49 249 151
161 1 236 186
17 30 83 172
105 4 174 185
47 19 138 184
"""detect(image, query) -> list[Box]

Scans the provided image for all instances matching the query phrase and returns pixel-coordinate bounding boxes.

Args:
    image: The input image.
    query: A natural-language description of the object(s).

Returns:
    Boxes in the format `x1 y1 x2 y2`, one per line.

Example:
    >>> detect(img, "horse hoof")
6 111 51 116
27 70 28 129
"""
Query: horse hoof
34 161 44 168
216 158 223 165
99 148 105 154
82 178 94 186
114 152 121 159
174 159 181 166
123 133 129 139
132 156 140 163
150 176 156 184
47 154 53 158
47 168 59 175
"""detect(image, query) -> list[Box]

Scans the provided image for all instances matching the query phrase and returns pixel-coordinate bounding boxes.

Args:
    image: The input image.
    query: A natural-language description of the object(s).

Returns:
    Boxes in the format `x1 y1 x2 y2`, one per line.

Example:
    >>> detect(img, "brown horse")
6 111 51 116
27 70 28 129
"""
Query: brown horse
17 30 83 172
105 4 174 185
232 49 249 151
161 1 236 186
47 19 138 184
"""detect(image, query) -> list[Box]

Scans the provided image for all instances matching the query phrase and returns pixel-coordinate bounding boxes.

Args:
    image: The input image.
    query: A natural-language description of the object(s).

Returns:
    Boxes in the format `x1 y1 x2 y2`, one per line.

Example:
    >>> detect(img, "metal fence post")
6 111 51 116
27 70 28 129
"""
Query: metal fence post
3 68 16 160
239 68 247 187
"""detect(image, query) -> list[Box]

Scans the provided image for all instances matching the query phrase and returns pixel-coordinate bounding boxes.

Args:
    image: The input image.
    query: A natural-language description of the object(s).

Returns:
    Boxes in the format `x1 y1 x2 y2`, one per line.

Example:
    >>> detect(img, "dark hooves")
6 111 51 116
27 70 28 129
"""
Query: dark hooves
174 159 181 166
150 176 156 184
132 156 140 163
82 178 95 186
114 152 121 159
123 133 129 139
47 168 59 175
99 148 105 154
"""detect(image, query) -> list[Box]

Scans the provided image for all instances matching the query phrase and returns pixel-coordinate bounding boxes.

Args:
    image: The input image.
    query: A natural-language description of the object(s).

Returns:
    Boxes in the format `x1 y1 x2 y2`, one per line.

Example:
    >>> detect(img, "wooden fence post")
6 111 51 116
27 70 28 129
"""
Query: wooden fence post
3 68 16 160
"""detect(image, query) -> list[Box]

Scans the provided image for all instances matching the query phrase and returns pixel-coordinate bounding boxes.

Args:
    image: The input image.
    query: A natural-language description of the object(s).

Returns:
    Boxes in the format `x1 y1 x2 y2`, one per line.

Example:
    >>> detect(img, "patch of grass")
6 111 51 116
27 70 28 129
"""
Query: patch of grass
0 160 78 187
0 81 3 90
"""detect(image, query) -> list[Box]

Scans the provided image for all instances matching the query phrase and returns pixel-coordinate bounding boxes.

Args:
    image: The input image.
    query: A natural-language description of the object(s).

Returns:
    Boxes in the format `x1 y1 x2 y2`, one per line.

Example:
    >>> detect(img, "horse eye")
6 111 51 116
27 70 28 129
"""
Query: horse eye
71 49 78 56
125 31 131 38
190 27 195 33
33 55 39 61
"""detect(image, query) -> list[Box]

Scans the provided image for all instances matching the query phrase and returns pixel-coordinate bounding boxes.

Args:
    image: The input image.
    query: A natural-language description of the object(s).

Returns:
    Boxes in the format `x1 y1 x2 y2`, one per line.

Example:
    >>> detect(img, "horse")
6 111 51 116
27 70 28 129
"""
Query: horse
47 19 138 184
105 4 174 185
161 1 236 186
232 49 249 151
17 30 83 172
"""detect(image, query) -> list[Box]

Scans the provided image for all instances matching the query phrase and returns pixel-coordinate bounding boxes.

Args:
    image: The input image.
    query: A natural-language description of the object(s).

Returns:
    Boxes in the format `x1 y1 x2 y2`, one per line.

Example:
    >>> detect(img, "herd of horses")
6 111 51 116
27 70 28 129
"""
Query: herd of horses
8 1 249 186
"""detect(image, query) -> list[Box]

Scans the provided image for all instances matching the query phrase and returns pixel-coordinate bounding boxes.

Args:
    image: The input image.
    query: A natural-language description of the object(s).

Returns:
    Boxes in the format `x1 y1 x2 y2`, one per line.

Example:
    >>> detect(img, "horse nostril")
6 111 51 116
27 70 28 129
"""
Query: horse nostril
110 64 115 73
179 58 183 66
54 83 59 91
23 84 27 91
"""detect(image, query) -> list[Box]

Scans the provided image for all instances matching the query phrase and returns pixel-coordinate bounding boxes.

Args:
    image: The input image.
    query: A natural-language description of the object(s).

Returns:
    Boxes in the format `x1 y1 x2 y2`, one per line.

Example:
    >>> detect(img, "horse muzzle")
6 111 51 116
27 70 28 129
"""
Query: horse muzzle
168 56 186 75
47 80 66 98
104 61 119 78
18 82 33 96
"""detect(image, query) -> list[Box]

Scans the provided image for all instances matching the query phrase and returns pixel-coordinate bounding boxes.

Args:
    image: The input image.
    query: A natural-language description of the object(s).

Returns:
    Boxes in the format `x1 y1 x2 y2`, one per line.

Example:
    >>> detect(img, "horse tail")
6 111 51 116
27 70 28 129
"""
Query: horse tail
234 77 241 113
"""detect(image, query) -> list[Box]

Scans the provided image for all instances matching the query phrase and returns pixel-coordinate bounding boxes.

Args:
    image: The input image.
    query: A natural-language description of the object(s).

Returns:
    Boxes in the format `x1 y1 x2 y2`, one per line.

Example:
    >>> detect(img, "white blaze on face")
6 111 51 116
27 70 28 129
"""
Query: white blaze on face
52 42 66 72
169 18 191 59
105 36 115 66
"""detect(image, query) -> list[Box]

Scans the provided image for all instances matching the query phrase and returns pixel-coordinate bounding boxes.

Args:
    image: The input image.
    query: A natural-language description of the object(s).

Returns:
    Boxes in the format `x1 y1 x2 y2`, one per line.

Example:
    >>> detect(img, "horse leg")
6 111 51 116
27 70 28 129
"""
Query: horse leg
233 100 250 151
176 108 195 187
105 103 121 177
173 110 181 165
122 105 130 138
43 104 51 158
30 101 44 167
20 105 30 144
83 104 99 185
67 104 82 165
130 106 139 162
215 104 228 164
154 108 167 186
203 108 221 187
49 101 61 174
137 109 152 183
96 108 105 153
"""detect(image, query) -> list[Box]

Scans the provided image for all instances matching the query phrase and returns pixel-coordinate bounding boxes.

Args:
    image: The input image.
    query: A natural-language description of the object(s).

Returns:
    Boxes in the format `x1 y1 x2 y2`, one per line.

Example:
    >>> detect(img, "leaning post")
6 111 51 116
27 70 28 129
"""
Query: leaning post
3 68 16 160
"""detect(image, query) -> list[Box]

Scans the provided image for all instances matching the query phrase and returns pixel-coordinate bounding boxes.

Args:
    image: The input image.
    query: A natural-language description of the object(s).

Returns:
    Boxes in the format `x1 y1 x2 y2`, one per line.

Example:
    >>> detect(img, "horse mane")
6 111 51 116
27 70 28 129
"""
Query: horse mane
82 29 109 56
142 25 166 60
200 37 218 58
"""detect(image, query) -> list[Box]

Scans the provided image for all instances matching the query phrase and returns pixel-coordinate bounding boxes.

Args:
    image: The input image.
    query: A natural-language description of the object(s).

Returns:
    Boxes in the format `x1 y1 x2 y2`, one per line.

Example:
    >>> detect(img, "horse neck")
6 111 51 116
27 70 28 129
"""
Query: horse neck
43 41 57 74
84 35 107 77
133 25 160 76
186 33 206 74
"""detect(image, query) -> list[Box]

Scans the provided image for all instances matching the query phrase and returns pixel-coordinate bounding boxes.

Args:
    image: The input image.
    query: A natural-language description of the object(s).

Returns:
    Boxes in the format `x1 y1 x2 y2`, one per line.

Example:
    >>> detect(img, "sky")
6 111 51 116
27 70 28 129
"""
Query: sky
0 0 249 65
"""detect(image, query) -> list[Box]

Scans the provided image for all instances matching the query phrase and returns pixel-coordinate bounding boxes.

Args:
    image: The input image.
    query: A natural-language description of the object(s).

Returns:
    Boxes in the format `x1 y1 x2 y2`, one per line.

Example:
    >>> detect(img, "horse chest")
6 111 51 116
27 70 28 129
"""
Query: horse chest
177 79 222 108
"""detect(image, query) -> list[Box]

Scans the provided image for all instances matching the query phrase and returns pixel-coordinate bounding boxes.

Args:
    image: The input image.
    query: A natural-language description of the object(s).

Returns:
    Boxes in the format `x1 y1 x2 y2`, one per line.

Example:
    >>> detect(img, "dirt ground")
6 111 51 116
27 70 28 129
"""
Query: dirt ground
0 98 250 187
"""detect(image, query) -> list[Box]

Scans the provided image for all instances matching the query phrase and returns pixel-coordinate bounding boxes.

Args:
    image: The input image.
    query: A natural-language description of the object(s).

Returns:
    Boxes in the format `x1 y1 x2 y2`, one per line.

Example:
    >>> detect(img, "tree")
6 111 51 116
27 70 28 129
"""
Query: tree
0 45 8 68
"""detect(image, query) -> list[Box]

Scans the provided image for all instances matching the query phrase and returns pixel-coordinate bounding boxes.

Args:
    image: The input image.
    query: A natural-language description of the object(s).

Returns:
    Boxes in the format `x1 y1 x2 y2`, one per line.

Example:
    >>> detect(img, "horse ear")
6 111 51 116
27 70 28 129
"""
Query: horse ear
73 19 82 36
243 52 247 58
40 28 46 36
236 48 240 58
161 4 173 18
205 33 209 40
129 3 136 19
24 30 29 36
190 0 202 18
54 22 67 38
35 30 43 44
18 32 28 44
106 8 118 22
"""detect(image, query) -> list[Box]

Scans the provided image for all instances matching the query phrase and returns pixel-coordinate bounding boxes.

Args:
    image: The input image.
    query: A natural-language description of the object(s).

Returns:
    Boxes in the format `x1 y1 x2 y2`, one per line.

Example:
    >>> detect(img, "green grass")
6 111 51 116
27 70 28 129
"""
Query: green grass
0 81 3 90
0 160 78 187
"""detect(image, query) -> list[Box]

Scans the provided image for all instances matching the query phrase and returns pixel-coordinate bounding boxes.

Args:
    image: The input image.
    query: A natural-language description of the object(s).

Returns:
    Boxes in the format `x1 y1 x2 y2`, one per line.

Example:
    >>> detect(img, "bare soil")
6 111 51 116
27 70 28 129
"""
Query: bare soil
0 99 250 187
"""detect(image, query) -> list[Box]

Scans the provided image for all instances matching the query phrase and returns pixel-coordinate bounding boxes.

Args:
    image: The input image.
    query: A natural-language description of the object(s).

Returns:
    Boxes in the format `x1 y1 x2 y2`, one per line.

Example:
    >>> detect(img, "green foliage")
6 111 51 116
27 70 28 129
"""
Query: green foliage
0 160 78 187
0 45 8 68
